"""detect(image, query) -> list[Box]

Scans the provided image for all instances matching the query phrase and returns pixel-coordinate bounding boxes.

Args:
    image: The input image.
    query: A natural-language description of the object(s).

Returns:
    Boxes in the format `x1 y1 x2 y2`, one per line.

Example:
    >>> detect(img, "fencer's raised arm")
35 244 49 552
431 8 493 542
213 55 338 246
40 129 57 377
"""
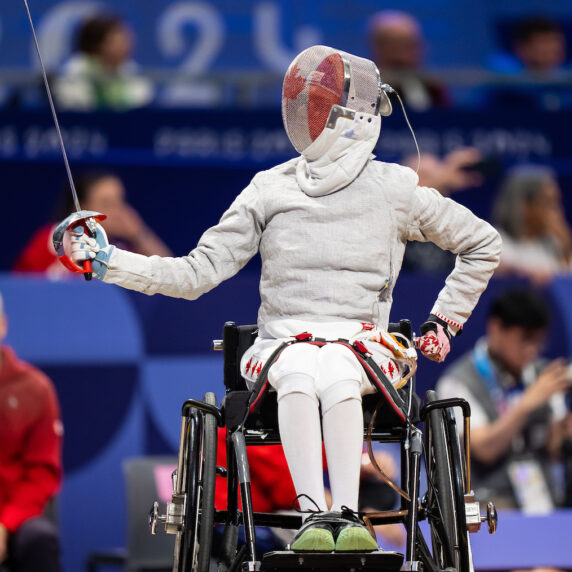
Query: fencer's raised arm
93 178 265 299
400 173 502 334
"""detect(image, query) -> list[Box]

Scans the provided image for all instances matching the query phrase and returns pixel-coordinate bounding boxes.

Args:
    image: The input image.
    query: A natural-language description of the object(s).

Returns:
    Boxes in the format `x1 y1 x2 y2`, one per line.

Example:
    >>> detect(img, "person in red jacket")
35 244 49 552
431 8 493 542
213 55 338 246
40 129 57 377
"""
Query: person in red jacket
0 292 63 572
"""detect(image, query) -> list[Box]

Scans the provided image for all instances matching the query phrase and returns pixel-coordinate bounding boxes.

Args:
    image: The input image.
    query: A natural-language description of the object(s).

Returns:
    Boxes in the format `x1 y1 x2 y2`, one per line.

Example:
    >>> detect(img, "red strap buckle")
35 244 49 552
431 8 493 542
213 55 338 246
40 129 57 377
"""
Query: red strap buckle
352 340 370 355
293 332 313 342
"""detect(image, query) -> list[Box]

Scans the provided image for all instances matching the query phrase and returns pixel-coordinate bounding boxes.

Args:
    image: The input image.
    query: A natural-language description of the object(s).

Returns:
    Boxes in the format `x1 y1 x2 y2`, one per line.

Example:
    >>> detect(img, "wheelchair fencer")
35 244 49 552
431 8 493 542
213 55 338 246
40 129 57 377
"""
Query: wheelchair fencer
150 320 498 572
54 40 502 572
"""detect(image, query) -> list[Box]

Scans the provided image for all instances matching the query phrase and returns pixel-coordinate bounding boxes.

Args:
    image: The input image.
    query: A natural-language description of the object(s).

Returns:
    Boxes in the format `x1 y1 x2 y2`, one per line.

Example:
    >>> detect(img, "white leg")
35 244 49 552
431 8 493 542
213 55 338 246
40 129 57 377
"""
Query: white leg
322 397 364 512
277 387 328 512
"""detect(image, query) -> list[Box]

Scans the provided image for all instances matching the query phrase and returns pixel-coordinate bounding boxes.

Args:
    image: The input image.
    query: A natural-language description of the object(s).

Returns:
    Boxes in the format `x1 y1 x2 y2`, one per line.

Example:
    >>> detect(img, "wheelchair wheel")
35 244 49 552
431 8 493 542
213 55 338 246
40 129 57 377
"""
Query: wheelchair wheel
424 390 470 571
177 392 218 572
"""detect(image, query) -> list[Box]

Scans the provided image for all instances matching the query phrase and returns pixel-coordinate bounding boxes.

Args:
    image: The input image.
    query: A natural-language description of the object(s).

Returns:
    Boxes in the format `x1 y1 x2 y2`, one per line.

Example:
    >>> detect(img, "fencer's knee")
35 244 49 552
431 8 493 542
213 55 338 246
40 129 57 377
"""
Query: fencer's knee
268 343 318 381
314 344 363 413
315 344 362 391
272 373 318 404
268 343 319 402
319 379 362 414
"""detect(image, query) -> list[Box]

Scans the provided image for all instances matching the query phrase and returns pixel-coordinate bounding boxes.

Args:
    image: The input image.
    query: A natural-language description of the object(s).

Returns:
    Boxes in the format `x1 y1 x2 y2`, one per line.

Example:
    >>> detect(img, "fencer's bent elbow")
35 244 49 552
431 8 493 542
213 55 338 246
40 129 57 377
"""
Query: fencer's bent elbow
463 221 503 271
480 224 502 271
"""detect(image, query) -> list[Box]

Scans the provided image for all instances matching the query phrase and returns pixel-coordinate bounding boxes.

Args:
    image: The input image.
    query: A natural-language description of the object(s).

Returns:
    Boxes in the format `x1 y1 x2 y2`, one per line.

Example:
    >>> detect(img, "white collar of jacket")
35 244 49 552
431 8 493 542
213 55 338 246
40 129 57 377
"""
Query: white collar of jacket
296 112 381 197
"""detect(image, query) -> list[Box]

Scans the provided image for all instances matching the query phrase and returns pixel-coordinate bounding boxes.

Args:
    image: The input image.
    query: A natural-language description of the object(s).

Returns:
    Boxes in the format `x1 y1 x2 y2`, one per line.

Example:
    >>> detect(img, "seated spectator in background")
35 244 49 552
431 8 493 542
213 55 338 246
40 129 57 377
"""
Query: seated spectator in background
0 292 62 571
493 165 572 284
367 10 449 111
511 16 567 74
436 288 572 512
487 16 572 110
54 14 153 110
14 171 171 277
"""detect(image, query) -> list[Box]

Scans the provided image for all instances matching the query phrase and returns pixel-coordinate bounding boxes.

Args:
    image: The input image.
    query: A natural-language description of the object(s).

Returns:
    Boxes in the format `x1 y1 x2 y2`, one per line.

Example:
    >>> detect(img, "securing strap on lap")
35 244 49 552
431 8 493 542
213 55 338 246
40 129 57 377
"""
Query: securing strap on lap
242 334 410 426
239 333 415 501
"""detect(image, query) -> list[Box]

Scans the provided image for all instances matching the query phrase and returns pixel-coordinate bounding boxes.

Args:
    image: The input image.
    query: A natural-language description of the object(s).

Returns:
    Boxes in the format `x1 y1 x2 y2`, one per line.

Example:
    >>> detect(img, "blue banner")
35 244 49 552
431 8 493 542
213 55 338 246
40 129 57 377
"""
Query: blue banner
0 108 568 169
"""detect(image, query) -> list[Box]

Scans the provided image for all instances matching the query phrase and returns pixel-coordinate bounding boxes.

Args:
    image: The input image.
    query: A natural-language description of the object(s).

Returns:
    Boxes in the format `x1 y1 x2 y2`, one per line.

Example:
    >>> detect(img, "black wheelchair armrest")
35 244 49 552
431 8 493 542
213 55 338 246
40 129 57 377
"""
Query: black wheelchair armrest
388 319 413 342
222 322 258 391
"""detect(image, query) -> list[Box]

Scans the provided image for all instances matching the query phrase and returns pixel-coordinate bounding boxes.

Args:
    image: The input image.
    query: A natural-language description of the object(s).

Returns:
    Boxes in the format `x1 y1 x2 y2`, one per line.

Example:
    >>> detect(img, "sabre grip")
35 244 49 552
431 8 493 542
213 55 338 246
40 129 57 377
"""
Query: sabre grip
83 226 95 281
52 210 108 279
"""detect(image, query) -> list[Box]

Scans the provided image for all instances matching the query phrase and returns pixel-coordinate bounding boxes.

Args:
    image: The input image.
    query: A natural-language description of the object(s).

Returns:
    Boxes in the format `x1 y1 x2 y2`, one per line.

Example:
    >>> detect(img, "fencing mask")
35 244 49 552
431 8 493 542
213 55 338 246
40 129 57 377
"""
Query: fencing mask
281 45 393 155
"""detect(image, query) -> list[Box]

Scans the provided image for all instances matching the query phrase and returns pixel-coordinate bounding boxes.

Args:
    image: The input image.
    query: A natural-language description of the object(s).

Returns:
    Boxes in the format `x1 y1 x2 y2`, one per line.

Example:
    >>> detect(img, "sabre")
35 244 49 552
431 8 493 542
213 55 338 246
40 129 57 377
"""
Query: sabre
23 0 105 280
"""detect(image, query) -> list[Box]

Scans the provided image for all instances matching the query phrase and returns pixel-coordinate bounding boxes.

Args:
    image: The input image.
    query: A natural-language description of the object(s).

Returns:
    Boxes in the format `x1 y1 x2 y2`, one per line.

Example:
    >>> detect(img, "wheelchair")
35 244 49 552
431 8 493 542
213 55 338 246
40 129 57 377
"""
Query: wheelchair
150 320 497 572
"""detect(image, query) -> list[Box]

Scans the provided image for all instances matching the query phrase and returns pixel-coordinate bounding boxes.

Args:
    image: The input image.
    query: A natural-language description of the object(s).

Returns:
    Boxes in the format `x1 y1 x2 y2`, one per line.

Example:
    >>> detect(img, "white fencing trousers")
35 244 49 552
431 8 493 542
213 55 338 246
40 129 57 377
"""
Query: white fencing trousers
267 343 365 413
268 343 365 512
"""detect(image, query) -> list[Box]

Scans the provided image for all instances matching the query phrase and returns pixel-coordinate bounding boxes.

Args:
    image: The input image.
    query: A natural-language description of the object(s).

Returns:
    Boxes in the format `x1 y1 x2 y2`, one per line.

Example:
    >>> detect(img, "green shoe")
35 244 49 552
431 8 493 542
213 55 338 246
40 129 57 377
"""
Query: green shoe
334 524 378 552
290 512 337 552
290 527 335 552
333 508 378 552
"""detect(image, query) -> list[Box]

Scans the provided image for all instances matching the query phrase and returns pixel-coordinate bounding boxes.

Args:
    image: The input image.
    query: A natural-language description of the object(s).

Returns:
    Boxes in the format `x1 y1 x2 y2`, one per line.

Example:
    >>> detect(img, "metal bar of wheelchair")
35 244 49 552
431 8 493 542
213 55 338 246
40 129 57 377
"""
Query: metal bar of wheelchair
403 428 423 571
212 508 411 529
182 398 224 426
232 430 260 571
420 397 472 494
242 429 405 446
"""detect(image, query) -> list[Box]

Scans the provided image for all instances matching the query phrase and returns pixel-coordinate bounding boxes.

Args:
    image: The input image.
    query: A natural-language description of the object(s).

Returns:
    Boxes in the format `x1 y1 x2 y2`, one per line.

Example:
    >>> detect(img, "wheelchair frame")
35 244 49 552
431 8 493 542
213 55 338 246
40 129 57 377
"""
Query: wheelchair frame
150 321 497 572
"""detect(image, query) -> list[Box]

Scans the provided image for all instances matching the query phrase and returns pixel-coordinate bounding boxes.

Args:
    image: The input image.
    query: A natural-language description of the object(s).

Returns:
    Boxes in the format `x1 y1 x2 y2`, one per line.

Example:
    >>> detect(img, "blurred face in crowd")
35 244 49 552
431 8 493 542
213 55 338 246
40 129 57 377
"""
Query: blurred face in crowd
522 179 564 237
370 16 423 70
84 175 126 213
515 31 566 72
82 175 146 243
98 23 133 69
487 318 546 375
84 176 129 236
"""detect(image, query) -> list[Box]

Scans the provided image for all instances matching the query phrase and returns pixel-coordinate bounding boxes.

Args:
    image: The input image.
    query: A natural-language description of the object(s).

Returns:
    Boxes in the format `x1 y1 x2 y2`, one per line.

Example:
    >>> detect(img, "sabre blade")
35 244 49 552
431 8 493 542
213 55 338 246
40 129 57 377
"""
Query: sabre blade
23 0 81 213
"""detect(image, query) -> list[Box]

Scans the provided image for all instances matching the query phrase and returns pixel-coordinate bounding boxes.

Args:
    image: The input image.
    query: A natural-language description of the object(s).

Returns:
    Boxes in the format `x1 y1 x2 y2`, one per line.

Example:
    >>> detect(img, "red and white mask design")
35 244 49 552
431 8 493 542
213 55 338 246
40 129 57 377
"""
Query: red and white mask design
281 45 392 154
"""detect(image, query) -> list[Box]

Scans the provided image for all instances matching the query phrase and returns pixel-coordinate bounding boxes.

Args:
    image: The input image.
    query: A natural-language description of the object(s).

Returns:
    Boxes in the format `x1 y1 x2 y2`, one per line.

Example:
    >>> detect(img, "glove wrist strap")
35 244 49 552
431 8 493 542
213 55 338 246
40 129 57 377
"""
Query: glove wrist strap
421 314 453 340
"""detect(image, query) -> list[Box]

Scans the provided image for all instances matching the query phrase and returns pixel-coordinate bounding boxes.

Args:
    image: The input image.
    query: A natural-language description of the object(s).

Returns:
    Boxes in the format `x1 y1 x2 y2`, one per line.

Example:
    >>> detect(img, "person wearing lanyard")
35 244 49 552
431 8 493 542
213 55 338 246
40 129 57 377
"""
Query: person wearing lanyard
436 287 572 512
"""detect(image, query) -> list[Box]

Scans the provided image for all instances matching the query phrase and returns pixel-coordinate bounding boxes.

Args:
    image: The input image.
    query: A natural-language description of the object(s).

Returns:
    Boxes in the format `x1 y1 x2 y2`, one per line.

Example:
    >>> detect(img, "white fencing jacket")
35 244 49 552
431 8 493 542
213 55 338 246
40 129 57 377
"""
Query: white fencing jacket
102 156 501 336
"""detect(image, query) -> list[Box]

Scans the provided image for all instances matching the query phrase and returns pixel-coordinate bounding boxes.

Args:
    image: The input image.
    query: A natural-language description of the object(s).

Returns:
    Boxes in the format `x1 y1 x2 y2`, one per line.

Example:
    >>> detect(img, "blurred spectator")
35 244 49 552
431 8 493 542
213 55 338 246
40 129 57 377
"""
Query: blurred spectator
403 148 484 197
54 14 153 110
493 166 572 284
494 17 567 75
14 171 172 277
436 288 572 512
0 292 63 571
487 16 572 110
367 10 450 111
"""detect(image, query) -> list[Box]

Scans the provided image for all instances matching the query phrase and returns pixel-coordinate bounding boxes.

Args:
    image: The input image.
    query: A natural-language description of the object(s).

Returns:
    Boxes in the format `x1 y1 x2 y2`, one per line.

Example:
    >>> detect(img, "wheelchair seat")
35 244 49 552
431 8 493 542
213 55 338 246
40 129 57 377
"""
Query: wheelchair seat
218 321 420 433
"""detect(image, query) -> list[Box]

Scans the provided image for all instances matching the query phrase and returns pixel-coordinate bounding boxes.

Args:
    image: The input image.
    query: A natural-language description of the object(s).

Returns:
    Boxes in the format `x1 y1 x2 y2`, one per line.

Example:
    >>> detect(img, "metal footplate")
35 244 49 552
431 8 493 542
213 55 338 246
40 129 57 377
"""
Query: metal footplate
261 550 404 571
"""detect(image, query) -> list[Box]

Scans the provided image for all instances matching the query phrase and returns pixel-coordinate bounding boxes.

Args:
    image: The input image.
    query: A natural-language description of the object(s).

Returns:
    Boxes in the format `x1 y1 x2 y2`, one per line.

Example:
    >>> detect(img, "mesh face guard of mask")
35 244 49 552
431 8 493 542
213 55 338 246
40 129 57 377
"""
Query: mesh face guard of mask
281 45 392 153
